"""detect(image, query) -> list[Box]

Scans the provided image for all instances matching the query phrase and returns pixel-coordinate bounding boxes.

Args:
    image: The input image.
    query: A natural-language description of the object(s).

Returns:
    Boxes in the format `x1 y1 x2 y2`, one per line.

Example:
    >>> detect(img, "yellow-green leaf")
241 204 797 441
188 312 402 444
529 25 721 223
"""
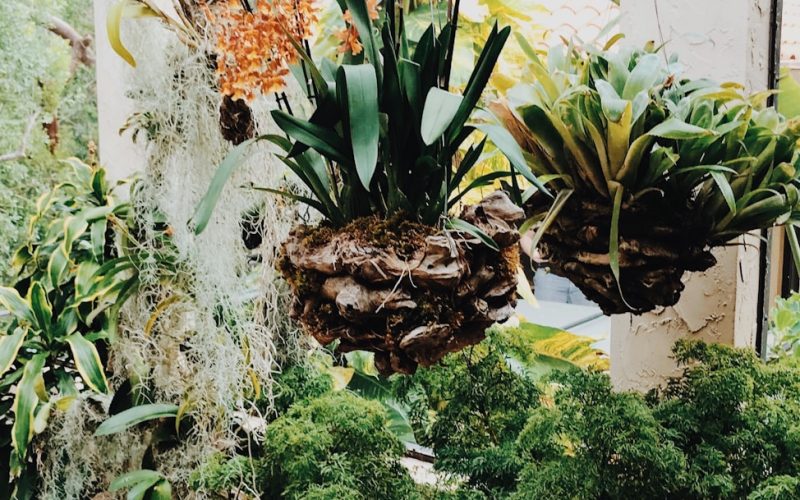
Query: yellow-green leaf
11 354 46 477
106 0 158 67
0 328 26 377
327 366 355 391
0 287 34 324
48 245 70 288
66 334 109 394
29 283 52 334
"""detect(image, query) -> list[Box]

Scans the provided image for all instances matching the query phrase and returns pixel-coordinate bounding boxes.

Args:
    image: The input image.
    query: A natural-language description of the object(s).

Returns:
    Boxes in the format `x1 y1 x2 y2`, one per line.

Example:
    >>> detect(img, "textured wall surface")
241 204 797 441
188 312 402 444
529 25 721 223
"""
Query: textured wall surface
611 0 770 392
94 0 147 181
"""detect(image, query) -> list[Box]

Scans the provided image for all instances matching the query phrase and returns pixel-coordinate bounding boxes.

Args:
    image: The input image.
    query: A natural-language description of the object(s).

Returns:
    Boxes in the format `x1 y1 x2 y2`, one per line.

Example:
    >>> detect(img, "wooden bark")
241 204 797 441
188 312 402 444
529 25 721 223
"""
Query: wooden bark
533 194 716 315
279 191 525 374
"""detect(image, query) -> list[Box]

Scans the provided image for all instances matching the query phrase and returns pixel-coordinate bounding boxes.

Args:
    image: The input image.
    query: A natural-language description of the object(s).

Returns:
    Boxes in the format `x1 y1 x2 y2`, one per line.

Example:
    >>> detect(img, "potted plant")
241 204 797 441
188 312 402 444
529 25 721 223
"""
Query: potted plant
492 40 800 314
194 0 537 374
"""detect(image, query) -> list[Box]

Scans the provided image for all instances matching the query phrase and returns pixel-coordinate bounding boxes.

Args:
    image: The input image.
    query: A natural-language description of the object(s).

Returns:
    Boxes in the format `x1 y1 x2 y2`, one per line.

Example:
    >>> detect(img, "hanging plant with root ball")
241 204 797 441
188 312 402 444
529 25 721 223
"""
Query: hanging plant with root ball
194 0 544 374
490 39 800 315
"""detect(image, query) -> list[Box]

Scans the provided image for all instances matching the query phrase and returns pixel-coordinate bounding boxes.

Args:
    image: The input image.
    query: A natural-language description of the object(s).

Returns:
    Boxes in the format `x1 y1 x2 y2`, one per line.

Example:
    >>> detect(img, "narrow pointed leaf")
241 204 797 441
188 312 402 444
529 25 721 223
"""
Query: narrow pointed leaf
446 218 499 251
95 403 179 436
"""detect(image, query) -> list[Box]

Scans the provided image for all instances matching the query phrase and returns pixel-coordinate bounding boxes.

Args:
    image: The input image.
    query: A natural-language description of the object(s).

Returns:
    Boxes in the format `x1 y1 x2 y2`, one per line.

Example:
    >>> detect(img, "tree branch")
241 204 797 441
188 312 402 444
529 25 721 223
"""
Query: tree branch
47 15 95 71
0 113 40 163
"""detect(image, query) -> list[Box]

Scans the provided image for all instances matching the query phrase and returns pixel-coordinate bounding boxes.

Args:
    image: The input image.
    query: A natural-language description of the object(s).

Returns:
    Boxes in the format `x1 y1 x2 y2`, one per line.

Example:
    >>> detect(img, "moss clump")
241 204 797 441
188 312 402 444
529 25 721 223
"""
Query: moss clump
300 212 435 257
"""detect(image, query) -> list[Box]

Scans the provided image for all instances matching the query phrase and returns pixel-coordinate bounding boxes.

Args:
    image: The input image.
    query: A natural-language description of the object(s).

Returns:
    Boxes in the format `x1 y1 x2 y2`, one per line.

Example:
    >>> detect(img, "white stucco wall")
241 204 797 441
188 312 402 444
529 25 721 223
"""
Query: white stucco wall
611 0 771 391
93 0 147 181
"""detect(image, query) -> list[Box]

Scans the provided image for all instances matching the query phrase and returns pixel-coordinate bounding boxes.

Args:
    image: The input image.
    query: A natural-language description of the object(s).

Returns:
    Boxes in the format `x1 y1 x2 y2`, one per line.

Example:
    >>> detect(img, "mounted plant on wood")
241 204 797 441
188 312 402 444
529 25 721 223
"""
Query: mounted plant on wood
494 40 800 314
108 0 317 145
194 0 538 374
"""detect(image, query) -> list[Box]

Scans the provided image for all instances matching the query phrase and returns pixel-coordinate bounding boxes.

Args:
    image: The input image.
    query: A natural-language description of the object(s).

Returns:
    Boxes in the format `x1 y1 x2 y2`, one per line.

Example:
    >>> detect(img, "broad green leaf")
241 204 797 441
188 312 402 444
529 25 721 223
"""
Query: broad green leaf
446 218 499 251
607 101 632 178
271 111 351 165
95 403 179 436
337 65 380 190
596 80 628 122
621 54 661 100
48 245 69 288
344 0 382 84
648 118 714 139
29 283 52 334
110 470 163 493
616 134 655 185
75 262 101 298
11 354 46 477
66 334 109 394
421 88 463 145
0 328 26 378
0 287 34 324
63 216 89 254
90 219 106 261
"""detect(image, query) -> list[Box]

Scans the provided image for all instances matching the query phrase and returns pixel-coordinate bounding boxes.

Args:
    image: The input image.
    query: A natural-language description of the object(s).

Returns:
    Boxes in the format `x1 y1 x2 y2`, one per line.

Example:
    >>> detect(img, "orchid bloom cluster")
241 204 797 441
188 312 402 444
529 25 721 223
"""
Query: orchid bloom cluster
336 0 379 55
208 0 318 100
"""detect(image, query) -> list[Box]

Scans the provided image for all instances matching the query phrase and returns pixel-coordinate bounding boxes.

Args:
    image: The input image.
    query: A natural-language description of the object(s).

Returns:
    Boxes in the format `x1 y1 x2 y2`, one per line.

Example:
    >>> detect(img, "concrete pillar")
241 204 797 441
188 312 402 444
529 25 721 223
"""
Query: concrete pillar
93 0 146 181
611 0 773 391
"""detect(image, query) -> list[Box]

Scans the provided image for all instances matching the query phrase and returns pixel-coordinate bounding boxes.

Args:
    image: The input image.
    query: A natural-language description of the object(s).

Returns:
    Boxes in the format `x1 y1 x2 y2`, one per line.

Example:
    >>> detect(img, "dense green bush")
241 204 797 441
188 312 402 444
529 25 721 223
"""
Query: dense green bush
395 327 542 496
508 340 800 499
0 0 97 283
192 389 417 499
514 369 686 499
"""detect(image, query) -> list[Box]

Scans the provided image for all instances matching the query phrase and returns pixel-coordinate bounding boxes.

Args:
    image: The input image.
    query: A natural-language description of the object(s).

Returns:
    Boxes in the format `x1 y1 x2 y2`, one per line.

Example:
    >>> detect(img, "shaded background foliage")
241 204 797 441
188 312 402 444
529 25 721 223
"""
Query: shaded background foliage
0 0 97 283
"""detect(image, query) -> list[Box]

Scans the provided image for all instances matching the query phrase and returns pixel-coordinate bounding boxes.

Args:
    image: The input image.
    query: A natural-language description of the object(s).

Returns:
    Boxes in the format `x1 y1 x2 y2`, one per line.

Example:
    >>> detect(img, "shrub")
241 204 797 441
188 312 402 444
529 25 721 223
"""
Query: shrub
395 326 543 495
193 391 417 499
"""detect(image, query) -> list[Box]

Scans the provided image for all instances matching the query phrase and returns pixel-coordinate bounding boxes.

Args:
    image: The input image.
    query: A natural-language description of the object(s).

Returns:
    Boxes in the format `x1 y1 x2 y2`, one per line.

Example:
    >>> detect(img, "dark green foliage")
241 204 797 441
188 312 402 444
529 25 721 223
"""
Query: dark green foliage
514 369 685 499
747 476 800 500
395 328 541 496
650 340 800 499
193 391 417 499
271 362 334 417
267 15 512 226
510 340 800 499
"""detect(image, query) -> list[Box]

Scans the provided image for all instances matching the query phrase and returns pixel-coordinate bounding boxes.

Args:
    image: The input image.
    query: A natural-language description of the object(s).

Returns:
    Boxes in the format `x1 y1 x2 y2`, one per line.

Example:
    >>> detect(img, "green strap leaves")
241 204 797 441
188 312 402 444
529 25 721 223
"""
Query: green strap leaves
0 328 27 378
66 333 109 394
95 403 179 436
421 88 464 145
11 354 46 477
337 65 380 190
0 287 34 325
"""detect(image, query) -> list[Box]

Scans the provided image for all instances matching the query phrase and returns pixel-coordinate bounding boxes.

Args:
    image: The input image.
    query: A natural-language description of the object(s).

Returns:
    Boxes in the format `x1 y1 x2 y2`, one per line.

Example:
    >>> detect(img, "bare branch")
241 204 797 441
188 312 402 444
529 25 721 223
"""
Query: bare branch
0 113 41 163
46 15 95 71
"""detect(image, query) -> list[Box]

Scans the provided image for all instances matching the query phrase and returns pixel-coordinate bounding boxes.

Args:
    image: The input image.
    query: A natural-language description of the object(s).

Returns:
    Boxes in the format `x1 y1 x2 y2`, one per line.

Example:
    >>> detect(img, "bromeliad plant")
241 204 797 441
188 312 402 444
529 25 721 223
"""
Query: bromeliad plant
194 0 534 374
0 159 138 495
495 40 800 314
